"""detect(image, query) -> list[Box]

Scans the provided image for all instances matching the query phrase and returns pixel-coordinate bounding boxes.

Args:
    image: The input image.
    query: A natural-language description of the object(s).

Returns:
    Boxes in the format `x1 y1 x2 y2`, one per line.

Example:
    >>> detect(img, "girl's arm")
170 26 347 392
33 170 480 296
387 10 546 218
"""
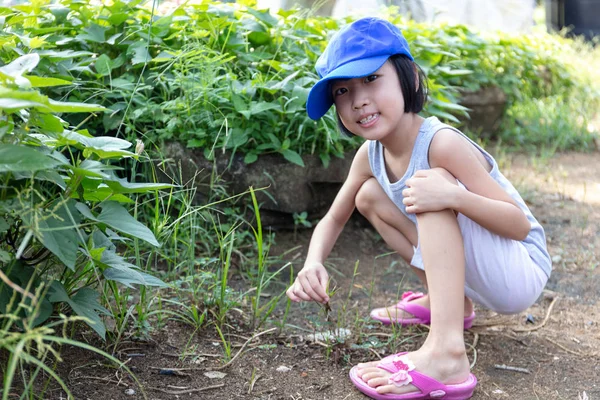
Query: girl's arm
405 129 531 241
287 142 373 303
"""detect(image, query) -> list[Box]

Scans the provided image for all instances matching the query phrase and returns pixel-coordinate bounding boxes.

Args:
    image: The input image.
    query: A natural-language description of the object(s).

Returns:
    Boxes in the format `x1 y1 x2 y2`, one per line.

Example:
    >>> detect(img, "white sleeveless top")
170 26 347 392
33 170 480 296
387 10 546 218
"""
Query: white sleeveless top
367 116 552 278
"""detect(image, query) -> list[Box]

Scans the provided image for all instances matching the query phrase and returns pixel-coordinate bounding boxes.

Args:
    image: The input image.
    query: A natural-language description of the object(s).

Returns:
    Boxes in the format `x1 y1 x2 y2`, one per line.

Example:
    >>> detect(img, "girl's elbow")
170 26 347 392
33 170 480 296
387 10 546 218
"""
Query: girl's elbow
515 219 531 241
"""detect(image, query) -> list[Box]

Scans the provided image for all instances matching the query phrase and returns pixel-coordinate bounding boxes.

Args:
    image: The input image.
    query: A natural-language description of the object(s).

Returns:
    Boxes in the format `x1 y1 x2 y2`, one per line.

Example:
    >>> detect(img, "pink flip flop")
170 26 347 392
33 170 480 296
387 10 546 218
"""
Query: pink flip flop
370 292 475 329
349 353 477 399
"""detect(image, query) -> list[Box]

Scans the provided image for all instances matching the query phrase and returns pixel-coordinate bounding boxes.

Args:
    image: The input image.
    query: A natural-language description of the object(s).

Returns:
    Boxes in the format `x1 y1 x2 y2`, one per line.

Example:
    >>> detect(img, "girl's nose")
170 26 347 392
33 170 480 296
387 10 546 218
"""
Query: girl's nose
352 91 370 110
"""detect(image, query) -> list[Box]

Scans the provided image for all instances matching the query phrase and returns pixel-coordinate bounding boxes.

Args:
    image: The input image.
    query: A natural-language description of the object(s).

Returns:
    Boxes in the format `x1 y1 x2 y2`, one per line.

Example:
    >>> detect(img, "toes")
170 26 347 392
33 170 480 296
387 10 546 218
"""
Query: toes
376 384 399 394
357 361 379 369
366 377 389 388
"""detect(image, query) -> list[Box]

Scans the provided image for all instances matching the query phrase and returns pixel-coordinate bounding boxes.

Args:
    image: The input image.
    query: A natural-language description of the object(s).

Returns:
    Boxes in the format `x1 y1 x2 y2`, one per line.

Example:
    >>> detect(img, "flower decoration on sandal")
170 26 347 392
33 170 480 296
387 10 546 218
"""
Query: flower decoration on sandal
382 354 416 387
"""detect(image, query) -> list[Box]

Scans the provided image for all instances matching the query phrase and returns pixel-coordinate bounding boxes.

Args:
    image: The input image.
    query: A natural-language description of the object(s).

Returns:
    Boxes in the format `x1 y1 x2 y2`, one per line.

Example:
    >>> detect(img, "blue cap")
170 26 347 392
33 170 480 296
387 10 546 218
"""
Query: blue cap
306 18 413 120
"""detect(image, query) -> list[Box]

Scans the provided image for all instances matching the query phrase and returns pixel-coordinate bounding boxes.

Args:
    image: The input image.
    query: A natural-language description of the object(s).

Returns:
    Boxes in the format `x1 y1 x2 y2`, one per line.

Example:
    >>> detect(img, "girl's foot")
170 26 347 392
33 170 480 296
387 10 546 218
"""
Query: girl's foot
372 292 475 325
354 347 472 397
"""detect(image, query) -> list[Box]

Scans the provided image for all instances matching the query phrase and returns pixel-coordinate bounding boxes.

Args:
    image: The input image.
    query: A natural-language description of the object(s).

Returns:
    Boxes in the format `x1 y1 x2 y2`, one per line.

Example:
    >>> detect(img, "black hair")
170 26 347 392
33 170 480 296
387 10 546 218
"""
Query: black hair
337 54 428 137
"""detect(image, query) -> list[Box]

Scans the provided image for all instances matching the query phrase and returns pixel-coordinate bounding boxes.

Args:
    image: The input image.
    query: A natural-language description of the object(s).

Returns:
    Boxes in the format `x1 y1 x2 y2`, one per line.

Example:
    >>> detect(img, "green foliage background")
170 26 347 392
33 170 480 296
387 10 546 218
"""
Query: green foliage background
0 0 599 396
2 0 598 168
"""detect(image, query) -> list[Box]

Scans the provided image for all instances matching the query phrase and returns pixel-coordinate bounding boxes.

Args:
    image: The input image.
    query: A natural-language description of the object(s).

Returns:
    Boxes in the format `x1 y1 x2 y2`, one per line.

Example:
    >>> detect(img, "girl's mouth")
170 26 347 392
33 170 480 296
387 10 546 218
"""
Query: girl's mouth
358 113 380 126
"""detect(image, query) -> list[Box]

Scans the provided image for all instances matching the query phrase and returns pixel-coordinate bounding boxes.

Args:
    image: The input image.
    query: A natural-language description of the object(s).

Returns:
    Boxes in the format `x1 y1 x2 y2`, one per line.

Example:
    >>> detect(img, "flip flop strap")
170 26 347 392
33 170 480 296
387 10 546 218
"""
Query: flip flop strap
393 293 431 323
377 355 448 398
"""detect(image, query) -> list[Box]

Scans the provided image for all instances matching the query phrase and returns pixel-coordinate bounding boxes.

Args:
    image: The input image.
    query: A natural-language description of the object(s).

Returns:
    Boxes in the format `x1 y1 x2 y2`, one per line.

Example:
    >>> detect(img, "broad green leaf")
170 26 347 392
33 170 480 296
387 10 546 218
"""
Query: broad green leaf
23 75 72 87
36 50 94 60
0 54 39 78
244 152 258 164
250 102 280 114
35 170 67 189
247 8 278 27
108 12 129 25
0 249 11 264
46 99 106 113
281 149 305 167
0 144 61 172
59 131 132 158
0 99 47 111
11 170 66 189
99 250 167 288
104 268 168 288
0 217 9 234
37 201 81 270
269 71 299 91
266 133 281 148
77 24 108 43
30 113 64 133
248 31 270 46
48 281 109 339
95 54 112 76
128 42 150 65
111 78 135 90
224 128 248 149
75 202 98 221
70 159 119 179
98 202 159 246
104 176 175 194
77 186 134 204
83 148 136 159
152 51 175 62
231 94 248 112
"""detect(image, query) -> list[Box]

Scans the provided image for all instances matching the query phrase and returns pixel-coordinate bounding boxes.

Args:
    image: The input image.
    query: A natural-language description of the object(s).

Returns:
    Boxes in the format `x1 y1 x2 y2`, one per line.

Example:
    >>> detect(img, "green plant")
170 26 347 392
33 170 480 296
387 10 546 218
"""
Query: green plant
247 187 291 330
1 281 144 400
0 53 171 340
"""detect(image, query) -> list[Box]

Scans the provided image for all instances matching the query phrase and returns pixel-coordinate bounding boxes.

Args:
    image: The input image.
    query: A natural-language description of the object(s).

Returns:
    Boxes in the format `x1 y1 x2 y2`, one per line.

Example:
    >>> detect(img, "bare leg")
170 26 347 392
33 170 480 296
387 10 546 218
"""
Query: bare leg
355 169 471 395
355 178 473 319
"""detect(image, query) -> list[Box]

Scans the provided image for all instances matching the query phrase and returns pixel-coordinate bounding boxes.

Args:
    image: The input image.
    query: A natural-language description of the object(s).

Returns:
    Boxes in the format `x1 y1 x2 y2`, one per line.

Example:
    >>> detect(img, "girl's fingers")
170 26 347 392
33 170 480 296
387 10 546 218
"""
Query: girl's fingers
299 276 324 303
286 286 302 302
308 274 329 302
293 284 313 301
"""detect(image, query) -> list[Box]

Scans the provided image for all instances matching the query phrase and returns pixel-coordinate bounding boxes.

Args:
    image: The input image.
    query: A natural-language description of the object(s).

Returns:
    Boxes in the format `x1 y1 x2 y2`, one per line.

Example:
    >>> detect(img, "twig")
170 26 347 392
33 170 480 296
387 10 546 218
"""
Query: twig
466 336 478 369
494 364 530 374
368 347 382 360
545 337 591 357
513 296 559 332
149 383 224 395
0 269 36 302
471 332 479 349
71 375 128 386
215 328 277 370
149 367 206 371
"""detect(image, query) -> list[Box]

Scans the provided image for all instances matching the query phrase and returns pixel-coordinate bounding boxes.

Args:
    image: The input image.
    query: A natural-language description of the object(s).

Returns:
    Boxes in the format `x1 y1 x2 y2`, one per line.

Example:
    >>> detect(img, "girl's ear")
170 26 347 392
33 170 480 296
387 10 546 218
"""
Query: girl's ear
413 62 419 92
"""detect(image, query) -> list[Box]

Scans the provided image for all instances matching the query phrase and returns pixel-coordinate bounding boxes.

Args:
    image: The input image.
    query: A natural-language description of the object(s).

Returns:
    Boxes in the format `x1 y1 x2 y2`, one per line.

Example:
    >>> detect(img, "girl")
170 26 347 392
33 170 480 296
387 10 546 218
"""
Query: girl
286 17 551 399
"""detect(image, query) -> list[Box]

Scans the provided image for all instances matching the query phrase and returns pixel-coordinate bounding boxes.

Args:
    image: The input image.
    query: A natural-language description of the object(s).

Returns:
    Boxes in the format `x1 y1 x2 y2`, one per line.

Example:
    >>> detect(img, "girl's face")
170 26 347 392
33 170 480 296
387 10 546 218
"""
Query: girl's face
331 61 406 140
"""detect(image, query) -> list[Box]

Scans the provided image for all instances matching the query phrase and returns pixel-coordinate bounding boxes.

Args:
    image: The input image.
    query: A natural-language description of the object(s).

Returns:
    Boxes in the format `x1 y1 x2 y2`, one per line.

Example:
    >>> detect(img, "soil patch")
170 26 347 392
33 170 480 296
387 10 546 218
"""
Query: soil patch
53 152 600 400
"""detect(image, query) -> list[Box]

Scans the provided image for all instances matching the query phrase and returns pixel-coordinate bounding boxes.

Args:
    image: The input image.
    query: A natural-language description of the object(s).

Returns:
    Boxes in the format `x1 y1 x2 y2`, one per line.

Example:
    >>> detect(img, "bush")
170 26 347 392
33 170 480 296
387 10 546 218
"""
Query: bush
3 1 597 161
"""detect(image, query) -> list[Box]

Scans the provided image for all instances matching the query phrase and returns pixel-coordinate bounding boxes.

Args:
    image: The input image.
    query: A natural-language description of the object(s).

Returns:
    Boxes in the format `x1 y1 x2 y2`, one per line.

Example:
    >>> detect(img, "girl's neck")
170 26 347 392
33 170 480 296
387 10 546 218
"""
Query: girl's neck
379 113 425 157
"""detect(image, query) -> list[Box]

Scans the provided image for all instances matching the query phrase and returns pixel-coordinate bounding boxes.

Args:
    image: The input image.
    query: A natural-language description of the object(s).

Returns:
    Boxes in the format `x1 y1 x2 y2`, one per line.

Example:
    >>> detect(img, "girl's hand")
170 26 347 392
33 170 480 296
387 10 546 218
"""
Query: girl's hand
286 262 330 304
403 169 459 214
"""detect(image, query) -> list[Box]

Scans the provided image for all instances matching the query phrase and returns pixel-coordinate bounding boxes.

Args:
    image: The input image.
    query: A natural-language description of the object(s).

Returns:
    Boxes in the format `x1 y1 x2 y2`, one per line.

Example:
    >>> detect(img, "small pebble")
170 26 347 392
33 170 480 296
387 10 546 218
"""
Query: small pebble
276 365 291 373
551 255 562 263
204 371 227 379
124 388 135 396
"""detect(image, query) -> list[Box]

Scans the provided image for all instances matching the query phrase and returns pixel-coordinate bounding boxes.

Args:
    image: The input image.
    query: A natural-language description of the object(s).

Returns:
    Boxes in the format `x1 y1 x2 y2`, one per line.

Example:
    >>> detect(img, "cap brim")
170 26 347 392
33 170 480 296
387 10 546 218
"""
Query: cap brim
306 55 390 120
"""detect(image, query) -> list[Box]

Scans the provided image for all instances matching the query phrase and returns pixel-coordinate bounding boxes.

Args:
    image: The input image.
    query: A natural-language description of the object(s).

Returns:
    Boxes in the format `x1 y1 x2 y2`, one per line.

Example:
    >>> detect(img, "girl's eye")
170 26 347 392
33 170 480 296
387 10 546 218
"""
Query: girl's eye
333 87 347 96
365 75 378 83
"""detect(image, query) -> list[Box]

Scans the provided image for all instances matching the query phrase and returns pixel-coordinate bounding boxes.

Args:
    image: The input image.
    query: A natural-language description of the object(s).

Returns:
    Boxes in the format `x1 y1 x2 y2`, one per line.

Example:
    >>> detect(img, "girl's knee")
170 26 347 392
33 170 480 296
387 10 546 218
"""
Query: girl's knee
429 167 459 186
355 178 384 216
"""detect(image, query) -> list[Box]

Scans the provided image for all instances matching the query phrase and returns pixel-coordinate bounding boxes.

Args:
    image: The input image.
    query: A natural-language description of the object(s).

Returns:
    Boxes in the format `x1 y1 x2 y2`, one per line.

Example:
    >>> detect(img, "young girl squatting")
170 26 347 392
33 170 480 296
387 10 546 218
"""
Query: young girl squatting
286 17 551 400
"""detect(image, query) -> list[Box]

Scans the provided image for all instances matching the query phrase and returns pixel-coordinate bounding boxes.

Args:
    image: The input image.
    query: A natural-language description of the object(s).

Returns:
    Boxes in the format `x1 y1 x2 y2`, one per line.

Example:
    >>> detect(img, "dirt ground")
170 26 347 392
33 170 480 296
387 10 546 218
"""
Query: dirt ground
55 152 599 400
